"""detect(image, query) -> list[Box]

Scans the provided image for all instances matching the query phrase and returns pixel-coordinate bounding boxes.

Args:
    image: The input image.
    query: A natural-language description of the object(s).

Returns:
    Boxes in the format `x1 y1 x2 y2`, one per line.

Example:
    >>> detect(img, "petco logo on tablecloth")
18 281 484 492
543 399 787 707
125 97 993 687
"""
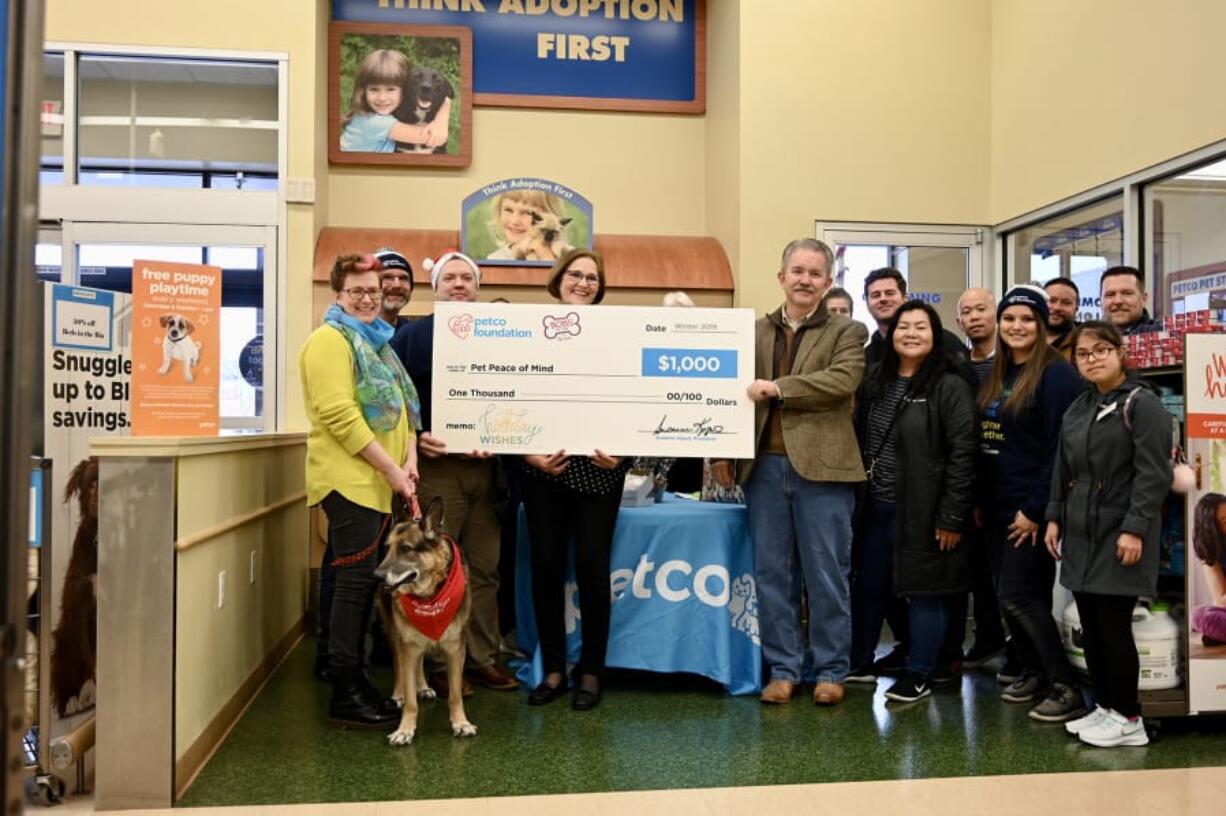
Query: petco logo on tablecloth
603 556 760 645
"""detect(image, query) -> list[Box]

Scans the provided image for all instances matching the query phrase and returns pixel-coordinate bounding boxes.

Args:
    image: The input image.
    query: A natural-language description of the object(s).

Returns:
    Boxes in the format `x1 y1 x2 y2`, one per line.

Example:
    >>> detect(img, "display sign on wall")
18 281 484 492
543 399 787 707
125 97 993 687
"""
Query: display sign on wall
462 178 593 265
42 284 132 740
130 260 221 436
332 0 705 113
1185 333 1226 713
329 21 473 168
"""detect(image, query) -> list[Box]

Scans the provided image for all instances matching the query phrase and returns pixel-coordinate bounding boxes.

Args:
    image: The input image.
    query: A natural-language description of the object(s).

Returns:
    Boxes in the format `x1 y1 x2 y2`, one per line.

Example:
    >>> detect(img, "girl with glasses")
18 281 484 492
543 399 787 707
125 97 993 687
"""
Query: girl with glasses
300 253 421 729
1045 320 1171 747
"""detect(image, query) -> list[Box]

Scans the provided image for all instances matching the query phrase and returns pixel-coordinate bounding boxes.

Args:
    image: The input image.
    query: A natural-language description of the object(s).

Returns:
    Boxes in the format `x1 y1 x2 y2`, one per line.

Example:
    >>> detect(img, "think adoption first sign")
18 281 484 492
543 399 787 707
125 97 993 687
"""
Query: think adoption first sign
130 259 221 436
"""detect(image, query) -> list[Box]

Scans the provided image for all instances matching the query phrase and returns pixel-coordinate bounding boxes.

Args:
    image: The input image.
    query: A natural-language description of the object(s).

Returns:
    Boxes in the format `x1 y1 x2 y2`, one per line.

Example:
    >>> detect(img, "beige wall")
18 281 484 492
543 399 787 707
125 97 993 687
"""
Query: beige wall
731 0 992 314
327 109 706 236
990 0 1226 223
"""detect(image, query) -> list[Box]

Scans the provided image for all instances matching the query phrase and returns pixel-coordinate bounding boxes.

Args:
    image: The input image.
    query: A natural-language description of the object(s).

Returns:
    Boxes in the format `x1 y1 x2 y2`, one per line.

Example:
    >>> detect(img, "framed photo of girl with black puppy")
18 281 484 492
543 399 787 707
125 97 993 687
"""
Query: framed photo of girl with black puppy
328 21 472 168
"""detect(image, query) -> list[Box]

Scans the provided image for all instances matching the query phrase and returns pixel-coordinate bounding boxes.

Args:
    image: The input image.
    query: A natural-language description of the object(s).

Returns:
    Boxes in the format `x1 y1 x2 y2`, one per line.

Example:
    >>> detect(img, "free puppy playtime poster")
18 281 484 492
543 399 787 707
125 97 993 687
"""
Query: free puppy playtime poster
131 259 221 436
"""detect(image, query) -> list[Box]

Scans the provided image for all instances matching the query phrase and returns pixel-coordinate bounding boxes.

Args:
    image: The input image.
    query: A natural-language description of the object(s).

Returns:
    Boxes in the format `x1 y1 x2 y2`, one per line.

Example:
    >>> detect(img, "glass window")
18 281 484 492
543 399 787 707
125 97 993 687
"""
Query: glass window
833 242 970 338
36 231 61 283
1006 196 1123 322
833 244 889 337
76 55 278 186
208 172 278 191
41 53 64 181
1146 156 1226 319
74 241 265 423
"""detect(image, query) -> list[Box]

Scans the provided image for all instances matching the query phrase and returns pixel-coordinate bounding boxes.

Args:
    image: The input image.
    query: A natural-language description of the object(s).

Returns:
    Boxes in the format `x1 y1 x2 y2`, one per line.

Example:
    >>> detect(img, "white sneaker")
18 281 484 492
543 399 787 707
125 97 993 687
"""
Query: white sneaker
1065 705 1109 735
1078 710 1149 747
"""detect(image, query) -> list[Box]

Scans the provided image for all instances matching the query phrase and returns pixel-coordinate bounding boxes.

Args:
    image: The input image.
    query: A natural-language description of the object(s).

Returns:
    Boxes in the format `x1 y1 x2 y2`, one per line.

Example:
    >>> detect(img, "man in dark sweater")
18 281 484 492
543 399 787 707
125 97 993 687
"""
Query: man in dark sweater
1043 277 1079 361
946 287 1009 674
390 251 519 695
1101 266 1160 335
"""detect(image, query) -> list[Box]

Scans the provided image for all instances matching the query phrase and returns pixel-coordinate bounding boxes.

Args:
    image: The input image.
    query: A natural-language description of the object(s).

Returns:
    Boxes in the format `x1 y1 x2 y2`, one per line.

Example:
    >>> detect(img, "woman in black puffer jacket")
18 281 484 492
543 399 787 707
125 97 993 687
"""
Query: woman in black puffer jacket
850 300 978 703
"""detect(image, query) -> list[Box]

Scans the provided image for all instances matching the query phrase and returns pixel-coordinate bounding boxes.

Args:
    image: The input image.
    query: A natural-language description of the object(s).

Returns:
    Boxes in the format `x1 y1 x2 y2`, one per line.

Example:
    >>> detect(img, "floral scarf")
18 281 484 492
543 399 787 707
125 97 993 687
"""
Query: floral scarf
324 304 421 433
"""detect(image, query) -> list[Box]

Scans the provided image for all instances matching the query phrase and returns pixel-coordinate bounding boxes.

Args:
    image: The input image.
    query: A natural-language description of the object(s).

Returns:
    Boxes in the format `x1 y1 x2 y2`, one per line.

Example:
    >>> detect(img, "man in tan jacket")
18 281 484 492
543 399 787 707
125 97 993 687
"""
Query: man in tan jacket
715 238 868 706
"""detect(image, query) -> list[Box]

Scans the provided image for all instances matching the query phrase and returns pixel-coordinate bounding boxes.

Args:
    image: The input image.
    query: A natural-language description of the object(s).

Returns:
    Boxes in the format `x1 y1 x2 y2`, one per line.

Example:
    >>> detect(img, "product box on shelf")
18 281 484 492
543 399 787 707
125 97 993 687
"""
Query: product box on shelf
1125 310 1225 370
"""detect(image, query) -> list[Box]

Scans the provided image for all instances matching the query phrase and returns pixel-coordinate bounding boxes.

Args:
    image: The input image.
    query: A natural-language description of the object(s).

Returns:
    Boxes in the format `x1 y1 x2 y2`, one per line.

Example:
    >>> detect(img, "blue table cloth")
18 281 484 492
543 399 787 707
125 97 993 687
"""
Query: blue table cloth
514 494 761 695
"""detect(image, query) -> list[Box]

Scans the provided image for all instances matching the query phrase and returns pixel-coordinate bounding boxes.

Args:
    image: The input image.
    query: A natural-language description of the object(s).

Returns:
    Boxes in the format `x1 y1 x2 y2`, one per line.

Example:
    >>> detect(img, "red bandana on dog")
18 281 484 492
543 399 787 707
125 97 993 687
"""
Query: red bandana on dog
398 535 465 642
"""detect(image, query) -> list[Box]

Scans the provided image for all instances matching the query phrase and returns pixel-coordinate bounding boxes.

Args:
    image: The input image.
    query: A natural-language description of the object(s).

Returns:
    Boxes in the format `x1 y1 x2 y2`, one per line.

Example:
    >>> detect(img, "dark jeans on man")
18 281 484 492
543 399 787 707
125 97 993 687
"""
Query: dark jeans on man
521 477 621 680
850 497 897 670
320 491 386 673
943 522 1006 658
1074 591 1140 717
984 519 1074 686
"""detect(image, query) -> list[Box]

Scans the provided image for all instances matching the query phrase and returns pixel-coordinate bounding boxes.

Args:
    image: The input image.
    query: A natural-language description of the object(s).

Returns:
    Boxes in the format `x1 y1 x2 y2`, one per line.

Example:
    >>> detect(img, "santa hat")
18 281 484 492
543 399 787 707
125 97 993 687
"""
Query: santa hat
424 250 481 290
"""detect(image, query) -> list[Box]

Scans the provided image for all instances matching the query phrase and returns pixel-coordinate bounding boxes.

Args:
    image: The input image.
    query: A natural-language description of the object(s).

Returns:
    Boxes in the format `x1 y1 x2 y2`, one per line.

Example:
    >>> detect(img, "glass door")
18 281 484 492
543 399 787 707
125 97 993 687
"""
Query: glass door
60 222 277 432
817 223 985 339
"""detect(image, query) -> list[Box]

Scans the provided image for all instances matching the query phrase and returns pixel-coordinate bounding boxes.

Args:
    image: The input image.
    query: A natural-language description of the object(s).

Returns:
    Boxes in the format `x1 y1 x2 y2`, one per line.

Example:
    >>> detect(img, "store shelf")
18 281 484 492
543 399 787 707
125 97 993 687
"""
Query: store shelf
1140 687 1188 718
1137 365 1184 379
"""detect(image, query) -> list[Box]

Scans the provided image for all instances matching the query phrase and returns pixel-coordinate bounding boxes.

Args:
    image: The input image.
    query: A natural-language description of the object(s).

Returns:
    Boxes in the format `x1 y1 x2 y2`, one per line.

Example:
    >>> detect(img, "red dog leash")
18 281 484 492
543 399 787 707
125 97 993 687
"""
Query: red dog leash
329 492 420 569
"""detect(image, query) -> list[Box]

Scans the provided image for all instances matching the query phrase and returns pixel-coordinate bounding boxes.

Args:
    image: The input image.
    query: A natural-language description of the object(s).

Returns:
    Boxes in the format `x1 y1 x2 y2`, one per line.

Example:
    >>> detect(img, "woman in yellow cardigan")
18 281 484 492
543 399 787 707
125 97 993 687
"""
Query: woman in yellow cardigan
301 253 420 729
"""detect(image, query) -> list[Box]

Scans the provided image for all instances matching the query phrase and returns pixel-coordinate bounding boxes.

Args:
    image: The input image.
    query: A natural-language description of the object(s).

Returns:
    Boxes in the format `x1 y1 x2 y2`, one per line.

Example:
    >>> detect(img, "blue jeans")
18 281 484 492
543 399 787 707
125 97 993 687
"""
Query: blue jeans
745 454 855 684
905 596 949 679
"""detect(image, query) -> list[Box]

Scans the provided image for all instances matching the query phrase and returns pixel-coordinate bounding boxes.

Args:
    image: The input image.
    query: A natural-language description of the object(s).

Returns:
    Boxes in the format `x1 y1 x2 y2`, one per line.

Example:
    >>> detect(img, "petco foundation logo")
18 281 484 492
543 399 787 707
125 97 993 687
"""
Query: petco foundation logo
542 312 581 340
565 556 760 645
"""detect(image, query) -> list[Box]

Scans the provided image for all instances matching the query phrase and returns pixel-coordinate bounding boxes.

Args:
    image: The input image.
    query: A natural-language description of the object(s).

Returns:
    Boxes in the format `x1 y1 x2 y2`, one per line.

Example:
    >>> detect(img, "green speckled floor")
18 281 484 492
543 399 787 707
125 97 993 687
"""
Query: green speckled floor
180 641 1226 807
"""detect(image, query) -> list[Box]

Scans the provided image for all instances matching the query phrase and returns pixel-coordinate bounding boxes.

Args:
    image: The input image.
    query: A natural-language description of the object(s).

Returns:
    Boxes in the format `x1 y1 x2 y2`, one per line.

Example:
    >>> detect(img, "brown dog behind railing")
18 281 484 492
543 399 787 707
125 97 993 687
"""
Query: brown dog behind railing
50 456 98 718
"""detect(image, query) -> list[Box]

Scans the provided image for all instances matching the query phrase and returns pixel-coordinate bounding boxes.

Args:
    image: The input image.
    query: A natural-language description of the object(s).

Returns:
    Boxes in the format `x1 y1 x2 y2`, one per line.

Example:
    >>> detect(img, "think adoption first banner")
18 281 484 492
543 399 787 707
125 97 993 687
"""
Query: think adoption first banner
130 259 221 436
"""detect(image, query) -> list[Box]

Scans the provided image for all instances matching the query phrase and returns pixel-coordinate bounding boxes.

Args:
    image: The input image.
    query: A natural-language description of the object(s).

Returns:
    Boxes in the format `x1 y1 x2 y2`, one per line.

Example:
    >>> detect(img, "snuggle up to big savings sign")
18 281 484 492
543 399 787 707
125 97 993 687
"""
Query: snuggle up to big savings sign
130 259 222 436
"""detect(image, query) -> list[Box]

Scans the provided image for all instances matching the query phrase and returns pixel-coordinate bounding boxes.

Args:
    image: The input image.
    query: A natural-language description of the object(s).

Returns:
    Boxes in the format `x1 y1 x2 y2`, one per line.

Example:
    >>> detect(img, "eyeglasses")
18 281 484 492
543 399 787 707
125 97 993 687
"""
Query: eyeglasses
1074 345 1118 363
343 287 381 301
563 271 600 286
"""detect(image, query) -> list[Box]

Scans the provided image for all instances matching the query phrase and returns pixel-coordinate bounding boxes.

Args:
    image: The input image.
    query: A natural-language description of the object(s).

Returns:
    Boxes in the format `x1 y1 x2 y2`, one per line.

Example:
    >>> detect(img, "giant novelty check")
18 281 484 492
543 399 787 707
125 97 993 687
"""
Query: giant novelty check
432 302 756 457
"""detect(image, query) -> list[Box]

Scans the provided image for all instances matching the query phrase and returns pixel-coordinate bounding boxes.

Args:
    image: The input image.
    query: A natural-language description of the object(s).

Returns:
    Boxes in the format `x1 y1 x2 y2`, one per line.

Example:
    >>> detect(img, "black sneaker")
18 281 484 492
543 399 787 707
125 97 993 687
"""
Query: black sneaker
885 676 931 703
996 656 1024 685
962 642 1005 669
1000 673 1042 703
931 661 962 686
845 664 878 684
1028 682 1088 723
872 646 906 676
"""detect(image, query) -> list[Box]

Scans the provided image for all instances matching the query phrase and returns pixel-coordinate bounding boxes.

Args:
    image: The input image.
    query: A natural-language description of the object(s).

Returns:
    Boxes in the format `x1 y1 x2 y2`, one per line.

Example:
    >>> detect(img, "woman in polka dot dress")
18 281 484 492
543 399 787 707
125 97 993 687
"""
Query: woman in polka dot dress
522 248 631 712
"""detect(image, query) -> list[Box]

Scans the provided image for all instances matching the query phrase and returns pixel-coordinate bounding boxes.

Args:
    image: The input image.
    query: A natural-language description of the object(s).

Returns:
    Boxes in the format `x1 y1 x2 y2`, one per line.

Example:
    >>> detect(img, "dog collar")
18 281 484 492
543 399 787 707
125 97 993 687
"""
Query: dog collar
397 534 465 642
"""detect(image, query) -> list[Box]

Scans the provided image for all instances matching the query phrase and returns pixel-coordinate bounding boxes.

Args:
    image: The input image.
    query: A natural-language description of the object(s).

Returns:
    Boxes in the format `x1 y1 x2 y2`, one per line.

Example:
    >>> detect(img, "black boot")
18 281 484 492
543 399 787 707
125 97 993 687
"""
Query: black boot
359 670 402 719
329 669 398 729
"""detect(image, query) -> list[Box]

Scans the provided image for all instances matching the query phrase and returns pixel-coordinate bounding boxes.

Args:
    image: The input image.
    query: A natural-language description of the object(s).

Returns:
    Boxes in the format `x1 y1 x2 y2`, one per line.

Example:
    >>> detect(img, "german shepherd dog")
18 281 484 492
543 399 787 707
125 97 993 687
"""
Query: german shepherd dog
375 496 476 745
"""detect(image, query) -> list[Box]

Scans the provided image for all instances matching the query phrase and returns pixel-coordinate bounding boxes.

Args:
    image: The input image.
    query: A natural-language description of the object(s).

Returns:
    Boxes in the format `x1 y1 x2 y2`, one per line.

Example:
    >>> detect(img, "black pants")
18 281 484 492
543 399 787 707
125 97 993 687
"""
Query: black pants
1074 591 1140 717
985 519 1074 686
943 523 1006 657
320 492 387 673
521 477 621 680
